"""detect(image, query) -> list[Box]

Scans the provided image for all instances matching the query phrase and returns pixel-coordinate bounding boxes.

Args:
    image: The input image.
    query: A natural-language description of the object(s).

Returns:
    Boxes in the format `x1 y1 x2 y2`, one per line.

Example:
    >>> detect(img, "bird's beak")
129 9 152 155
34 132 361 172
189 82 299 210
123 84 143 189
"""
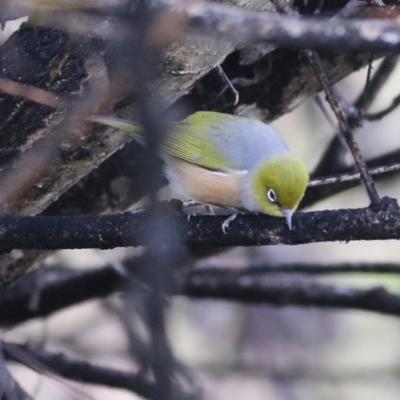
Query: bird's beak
281 209 293 230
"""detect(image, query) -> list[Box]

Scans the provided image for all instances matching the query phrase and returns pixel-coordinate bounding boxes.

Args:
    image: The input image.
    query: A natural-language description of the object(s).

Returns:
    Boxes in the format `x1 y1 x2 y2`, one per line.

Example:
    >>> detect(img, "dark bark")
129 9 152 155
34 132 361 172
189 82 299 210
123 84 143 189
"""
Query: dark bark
0 197 398 251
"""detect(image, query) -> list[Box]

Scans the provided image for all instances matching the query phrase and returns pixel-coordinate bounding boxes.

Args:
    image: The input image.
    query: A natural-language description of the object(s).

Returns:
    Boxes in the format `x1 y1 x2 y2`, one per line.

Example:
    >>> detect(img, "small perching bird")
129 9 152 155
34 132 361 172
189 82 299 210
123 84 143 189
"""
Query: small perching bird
91 111 309 230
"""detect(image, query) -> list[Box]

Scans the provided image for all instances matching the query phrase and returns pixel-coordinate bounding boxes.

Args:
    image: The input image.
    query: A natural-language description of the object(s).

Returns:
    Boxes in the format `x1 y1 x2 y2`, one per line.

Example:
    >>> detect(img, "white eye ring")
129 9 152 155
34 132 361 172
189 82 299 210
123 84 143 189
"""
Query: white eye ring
267 188 277 204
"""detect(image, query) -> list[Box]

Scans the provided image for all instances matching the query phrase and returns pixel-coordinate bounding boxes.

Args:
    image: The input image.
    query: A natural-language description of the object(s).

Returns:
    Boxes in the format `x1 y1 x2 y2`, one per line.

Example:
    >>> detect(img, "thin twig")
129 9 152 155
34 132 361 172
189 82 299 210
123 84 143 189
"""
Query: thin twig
355 55 374 123
302 147 400 209
190 263 400 276
365 92 400 121
3 342 92 400
354 55 399 110
308 162 400 187
305 50 381 206
216 65 239 106
3 342 158 399
314 95 348 149
313 56 399 177
0 78 65 109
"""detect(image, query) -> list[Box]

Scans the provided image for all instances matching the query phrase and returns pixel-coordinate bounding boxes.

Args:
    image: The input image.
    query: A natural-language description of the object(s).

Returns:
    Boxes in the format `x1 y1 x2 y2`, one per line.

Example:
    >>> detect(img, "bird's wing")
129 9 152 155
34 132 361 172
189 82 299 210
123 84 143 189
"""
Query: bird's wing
163 113 233 171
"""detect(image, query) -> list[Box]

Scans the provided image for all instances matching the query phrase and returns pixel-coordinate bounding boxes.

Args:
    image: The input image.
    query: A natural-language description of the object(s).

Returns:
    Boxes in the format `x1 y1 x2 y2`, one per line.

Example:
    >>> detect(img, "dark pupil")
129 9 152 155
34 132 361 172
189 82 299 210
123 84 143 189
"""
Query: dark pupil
268 190 276 202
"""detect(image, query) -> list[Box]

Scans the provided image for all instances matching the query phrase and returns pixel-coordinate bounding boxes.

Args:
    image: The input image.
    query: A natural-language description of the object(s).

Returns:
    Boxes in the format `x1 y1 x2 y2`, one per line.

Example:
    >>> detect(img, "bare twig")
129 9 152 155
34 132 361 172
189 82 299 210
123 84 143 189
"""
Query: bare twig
305 50 381 206
365 91 400 121
313 55 399 177
216 65 239 106
355 55 374 121
0 78 64 109
354 55 399 110
190 263 400 276
302 147 400 208
308 162 400 187
0 342 33 400
3 342 159 399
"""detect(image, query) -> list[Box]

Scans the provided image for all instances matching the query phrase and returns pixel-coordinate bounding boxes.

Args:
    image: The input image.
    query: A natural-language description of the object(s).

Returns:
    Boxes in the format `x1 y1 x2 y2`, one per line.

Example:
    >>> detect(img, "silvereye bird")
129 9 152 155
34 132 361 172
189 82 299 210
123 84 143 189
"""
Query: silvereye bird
91 111 309 230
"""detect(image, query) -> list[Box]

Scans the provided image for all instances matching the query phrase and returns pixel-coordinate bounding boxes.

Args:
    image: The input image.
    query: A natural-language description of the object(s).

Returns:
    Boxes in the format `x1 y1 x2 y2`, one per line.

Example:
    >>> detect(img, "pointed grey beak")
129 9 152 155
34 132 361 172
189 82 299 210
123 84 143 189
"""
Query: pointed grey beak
282 209 293 230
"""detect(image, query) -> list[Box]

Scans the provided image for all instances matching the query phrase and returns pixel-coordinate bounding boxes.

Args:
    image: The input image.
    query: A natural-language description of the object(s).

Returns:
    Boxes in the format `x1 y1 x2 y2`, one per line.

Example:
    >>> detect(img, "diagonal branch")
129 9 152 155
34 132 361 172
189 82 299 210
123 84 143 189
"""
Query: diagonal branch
312 55 399 177
305 50 381 206
3 342 159 399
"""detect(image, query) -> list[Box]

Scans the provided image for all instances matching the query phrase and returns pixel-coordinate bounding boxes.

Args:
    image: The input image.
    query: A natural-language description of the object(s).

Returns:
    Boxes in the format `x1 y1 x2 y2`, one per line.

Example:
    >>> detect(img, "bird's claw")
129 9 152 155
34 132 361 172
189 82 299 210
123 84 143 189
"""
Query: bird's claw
222 213 237 234
187 211 200 221
186 202 215 221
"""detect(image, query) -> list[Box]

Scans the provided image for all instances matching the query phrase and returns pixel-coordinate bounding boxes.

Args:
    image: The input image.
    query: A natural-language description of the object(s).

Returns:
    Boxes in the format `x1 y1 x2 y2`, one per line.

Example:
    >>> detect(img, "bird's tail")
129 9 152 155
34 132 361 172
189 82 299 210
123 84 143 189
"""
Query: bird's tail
89 115 144 143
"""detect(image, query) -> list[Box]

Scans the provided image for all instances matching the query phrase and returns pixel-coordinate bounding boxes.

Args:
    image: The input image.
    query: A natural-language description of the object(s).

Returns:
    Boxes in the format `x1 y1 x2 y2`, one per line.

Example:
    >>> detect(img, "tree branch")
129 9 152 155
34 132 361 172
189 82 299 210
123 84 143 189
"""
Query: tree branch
184 2 400 52
302 148 400 208
3 342 159 399
179 273 400 317
0 197 397 251
3 260 400 327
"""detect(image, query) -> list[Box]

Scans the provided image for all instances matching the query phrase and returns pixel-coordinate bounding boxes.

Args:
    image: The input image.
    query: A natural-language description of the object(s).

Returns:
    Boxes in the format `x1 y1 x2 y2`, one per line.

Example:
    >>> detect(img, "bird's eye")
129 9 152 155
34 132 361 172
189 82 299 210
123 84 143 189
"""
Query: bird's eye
267 188 277 204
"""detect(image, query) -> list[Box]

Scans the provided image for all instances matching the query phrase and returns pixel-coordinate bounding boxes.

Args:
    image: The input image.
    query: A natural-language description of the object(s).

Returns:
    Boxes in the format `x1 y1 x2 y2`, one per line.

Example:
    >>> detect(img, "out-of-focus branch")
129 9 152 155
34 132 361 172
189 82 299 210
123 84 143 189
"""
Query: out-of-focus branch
3 341 200 399
3 342 159 399
3 260 400 327
179 273 400 317
189 263 400 276
0 342 33 400
184 2 400 52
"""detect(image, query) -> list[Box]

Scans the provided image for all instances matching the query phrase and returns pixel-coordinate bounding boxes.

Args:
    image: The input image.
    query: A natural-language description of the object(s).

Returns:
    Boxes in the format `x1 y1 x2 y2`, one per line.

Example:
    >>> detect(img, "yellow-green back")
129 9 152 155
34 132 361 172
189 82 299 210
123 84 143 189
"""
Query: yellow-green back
164 111 290 171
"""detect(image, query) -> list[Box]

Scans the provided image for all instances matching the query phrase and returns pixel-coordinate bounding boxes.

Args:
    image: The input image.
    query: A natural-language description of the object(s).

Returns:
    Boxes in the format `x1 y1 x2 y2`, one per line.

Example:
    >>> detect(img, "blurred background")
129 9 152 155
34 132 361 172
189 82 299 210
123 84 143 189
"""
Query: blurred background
3 14 400 400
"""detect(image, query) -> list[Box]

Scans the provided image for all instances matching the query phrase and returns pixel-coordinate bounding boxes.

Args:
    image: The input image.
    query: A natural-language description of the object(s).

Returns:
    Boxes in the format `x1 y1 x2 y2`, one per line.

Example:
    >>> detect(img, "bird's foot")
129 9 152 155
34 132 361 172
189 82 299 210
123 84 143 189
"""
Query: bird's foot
183 200 216 221
182 199 203 209
222 213 237 234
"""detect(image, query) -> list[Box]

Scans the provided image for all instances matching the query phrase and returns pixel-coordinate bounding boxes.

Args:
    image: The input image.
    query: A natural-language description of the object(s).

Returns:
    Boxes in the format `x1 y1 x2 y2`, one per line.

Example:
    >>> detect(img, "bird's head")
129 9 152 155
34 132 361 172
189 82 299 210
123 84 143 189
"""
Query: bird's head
246 155 309 229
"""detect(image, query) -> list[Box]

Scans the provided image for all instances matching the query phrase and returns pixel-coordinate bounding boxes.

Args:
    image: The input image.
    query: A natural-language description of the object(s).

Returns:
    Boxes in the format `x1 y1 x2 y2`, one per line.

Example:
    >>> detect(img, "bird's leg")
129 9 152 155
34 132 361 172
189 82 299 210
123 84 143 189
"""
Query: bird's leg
205 205 215 215
183 200 238 232
183 200 216 221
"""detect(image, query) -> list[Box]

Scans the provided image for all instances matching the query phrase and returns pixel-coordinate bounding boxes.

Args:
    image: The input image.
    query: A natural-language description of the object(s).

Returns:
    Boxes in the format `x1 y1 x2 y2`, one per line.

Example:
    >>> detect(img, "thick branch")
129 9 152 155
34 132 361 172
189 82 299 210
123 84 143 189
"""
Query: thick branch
0 197 398 251
185 2 400 52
